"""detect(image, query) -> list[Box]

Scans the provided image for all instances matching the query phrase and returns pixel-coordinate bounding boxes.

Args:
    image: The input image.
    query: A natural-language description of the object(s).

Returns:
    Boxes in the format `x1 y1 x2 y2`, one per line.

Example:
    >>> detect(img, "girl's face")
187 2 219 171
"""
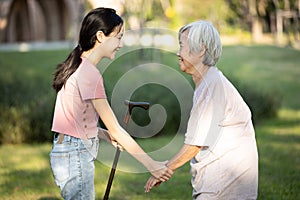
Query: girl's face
99 25 124 60
177 31 200 75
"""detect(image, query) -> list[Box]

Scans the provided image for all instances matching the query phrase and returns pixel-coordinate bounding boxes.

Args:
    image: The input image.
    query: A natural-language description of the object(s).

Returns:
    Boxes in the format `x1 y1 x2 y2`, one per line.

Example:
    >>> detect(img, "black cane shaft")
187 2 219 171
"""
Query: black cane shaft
103 147 121 200
103 100 150 200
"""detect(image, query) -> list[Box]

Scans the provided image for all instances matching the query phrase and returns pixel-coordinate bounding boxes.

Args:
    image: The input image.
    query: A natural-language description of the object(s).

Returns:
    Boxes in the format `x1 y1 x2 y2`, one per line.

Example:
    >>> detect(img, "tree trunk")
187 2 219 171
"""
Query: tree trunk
249 0 263 42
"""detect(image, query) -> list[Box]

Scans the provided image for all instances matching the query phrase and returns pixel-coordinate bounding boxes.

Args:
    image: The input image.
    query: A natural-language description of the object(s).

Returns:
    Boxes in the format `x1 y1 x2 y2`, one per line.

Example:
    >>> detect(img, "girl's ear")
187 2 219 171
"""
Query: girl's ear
96 31 105 43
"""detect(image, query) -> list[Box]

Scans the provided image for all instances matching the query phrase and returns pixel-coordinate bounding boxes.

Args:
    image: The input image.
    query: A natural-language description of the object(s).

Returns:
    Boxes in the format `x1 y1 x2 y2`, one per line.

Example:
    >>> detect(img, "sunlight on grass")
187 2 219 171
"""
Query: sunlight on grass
2 145 49 170
0 144 61 199
0 109 299 199
263 109 300 135
256 109 300 200
278 109 300 120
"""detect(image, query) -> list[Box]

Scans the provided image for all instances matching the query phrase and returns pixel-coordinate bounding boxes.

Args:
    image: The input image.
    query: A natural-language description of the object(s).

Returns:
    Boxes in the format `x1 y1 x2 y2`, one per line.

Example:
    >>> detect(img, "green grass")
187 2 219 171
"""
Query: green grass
0 109 299 200
0 45 300 199
256 109 300 199
0 137 191 200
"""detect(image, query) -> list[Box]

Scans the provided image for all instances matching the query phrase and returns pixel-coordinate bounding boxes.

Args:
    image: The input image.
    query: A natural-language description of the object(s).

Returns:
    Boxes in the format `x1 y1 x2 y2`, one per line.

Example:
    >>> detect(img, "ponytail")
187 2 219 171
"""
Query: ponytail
52 45 82 93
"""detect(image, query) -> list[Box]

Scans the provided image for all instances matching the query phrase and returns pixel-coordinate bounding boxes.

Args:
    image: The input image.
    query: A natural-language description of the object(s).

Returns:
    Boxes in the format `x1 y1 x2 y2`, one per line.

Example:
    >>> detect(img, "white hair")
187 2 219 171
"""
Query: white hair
179 20 222 66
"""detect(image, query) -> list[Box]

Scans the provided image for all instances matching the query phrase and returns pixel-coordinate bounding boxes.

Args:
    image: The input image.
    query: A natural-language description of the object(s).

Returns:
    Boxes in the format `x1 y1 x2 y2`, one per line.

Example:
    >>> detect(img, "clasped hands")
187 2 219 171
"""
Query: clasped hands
145 162 173 193
98 128 173 192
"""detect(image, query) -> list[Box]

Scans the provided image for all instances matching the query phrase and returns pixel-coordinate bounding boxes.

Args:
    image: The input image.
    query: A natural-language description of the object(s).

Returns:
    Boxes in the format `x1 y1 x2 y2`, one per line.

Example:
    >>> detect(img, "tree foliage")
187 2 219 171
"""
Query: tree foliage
122 0 299 36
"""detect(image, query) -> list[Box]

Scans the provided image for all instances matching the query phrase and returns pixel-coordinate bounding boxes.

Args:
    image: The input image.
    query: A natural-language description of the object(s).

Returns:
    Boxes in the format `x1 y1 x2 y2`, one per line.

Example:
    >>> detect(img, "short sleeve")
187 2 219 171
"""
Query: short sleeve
184 76 225 148
185 85 213 147
77 59 107 100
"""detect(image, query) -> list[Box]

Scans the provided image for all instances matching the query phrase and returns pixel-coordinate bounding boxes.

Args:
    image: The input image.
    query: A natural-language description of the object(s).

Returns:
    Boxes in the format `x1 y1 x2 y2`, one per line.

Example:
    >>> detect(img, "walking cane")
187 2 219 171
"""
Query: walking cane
103 100 150 200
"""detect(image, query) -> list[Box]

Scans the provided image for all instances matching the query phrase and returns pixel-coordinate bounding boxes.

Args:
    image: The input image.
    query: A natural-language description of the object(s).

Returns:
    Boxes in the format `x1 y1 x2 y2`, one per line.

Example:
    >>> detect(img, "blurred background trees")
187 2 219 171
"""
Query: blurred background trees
122 0 299 45
0 0 299 46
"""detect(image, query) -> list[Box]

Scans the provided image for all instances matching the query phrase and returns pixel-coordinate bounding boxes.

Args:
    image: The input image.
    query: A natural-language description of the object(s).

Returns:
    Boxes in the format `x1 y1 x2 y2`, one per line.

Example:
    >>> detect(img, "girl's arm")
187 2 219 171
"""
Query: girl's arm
98 127 124 150
98 127 112 143
92 98 173 181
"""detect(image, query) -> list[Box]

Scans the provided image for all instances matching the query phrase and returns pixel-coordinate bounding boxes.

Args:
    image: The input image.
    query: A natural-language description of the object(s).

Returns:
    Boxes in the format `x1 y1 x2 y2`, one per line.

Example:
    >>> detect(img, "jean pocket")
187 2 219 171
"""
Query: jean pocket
50 152 70 186
91 137 99 160
82 137 99 160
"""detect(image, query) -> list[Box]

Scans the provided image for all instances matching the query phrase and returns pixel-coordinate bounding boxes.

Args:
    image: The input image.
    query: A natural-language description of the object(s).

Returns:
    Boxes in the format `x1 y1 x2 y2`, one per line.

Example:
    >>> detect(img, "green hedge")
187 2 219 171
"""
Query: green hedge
235 81 282 124
101 48 282 136
0 48 281 144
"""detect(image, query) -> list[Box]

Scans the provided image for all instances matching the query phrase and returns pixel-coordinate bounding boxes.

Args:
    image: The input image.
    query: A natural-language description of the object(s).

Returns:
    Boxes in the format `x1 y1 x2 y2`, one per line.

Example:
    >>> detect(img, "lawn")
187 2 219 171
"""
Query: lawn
0 109 300 200
0 136 192 200
0 45 299 199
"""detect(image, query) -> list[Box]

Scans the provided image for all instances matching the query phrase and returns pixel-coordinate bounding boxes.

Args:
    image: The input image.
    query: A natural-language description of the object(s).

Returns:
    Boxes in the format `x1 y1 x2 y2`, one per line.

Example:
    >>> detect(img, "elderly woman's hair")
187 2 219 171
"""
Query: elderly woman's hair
179 20 222 66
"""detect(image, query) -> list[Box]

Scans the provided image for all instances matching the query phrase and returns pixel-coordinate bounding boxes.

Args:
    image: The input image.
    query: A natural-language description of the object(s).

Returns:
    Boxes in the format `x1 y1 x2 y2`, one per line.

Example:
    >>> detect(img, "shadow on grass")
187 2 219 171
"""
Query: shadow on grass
38 197 61 200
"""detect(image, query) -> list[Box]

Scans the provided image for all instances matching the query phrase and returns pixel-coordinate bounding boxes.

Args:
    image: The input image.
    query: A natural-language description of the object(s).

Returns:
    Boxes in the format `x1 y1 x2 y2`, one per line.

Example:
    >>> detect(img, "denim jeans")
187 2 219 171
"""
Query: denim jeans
50 133 99 200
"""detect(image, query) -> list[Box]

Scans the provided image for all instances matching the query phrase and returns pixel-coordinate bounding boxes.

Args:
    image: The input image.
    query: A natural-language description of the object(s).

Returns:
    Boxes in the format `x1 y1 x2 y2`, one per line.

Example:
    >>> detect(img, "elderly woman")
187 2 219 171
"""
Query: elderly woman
145 20 258 199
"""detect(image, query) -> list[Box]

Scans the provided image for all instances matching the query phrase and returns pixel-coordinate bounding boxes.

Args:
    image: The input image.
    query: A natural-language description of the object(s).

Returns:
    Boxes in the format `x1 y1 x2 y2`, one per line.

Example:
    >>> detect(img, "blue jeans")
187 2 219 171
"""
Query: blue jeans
50 133 99 200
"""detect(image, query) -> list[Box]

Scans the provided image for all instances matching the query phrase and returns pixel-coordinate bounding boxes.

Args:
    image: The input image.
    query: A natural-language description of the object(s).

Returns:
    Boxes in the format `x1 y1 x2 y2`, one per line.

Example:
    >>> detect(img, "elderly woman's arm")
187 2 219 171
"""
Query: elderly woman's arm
166 144 201 171
145 144 201 192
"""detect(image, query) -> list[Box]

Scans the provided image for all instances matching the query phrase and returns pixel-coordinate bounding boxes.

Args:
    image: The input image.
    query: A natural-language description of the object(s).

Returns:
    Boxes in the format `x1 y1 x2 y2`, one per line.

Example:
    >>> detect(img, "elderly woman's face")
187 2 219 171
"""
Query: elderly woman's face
177 31 199 75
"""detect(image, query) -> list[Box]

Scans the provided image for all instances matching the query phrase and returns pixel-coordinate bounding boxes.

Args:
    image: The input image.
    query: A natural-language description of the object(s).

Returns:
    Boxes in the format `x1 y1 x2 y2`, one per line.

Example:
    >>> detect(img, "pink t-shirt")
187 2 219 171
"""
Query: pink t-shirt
52 58 106 139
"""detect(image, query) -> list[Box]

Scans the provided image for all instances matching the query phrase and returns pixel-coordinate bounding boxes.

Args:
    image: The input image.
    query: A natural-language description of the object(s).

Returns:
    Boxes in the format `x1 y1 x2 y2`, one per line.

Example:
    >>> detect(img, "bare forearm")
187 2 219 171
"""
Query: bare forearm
110 126 173 181
109 126 156 170
167 144 201 171
93 98 173 181
93 99 154 169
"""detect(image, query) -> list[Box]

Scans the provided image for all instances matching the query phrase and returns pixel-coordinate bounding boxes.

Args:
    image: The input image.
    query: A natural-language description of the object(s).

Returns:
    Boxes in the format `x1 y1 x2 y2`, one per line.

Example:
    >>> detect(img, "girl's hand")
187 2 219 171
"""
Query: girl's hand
98 128 124 151
111 137 124 151
148 161 173 182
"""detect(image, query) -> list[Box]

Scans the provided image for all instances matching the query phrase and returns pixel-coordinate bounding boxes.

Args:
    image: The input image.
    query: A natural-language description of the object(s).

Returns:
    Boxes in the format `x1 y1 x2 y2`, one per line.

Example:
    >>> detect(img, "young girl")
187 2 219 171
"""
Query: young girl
50 7 172 199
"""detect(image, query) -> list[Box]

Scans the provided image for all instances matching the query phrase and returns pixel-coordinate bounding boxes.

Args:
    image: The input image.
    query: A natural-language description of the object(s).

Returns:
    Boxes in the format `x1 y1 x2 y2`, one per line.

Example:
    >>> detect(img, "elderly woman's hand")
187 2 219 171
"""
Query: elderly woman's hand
144 175 162 192
147 161 173 182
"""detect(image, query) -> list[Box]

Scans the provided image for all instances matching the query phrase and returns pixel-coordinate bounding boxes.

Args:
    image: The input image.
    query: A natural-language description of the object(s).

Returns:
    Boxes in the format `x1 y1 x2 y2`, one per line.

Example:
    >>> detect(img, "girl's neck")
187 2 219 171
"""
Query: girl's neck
81 50 103 66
